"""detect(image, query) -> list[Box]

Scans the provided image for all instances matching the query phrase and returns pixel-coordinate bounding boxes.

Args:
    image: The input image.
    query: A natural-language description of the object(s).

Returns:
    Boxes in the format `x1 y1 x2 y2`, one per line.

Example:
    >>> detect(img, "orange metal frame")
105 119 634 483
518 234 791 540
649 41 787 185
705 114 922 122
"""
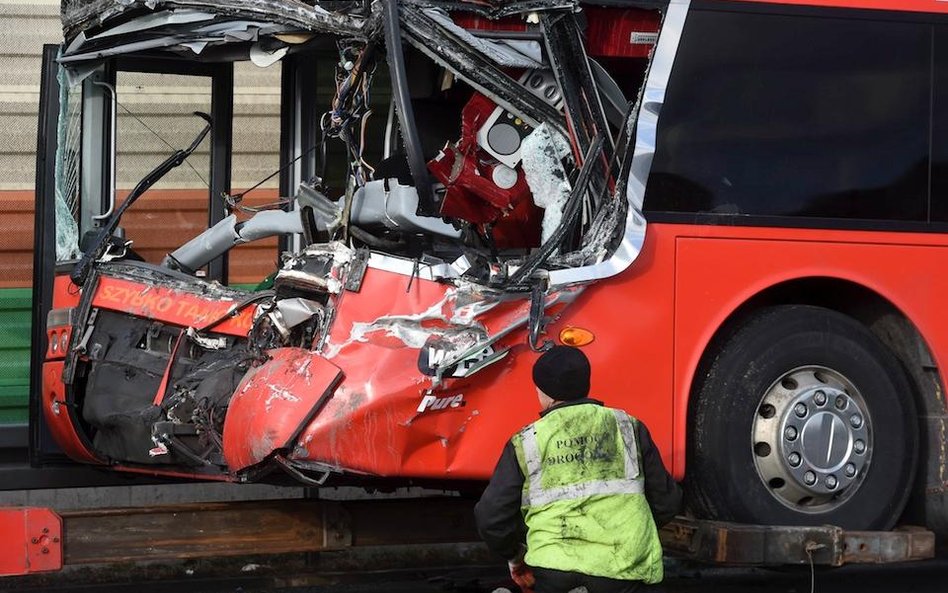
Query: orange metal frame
0 508 63 576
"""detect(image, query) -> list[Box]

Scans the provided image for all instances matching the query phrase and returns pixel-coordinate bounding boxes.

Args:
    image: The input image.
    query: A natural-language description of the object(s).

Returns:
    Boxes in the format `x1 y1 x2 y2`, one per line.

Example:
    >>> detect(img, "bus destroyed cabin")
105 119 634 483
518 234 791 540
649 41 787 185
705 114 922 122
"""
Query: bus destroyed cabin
47 0 664 483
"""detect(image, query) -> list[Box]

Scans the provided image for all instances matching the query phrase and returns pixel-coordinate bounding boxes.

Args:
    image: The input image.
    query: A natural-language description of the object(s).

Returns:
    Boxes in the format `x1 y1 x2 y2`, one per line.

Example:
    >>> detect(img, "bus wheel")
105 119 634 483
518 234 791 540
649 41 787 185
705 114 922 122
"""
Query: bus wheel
688 305 918 530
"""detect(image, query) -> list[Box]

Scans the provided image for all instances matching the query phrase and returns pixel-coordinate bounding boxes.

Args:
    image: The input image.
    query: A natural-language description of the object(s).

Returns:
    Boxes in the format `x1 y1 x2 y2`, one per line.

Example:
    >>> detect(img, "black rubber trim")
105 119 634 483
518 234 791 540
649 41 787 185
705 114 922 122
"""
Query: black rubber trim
382 0 437 216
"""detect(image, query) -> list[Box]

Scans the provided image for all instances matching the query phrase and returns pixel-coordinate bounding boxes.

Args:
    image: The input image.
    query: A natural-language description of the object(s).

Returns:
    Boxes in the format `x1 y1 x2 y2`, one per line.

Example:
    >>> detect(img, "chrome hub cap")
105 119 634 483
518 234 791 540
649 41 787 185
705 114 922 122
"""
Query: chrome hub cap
752 366 872 512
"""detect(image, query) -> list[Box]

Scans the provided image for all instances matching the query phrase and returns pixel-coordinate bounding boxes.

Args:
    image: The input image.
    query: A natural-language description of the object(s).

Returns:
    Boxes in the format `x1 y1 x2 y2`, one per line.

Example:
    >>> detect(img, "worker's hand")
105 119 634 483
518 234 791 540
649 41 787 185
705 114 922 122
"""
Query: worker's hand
507 556 535 591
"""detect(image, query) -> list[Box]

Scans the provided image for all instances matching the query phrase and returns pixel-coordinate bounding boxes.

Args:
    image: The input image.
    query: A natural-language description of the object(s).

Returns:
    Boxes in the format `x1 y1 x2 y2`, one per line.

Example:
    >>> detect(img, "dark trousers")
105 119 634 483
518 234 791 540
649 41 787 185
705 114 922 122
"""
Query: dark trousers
533 567 661 593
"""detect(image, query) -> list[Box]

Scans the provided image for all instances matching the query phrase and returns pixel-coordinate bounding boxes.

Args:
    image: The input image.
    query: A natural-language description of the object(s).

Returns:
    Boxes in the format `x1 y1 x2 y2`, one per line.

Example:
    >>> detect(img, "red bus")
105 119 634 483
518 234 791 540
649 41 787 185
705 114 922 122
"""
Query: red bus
32 0 948 538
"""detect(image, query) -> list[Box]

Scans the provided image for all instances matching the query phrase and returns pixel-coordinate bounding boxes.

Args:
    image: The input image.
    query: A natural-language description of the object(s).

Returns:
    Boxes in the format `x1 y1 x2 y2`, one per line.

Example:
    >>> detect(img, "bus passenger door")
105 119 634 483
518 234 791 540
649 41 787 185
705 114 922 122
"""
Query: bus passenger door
29 47 238 468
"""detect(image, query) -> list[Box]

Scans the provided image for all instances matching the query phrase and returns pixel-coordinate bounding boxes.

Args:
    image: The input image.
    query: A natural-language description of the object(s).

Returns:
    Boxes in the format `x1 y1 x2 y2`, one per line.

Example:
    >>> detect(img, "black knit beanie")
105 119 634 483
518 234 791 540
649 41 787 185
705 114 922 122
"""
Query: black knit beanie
532 346 591 401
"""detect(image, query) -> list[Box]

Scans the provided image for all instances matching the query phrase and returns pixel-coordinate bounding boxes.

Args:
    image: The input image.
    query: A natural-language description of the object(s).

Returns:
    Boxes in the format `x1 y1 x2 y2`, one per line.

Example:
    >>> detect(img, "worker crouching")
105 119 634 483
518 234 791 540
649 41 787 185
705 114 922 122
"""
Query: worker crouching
475 346 683 593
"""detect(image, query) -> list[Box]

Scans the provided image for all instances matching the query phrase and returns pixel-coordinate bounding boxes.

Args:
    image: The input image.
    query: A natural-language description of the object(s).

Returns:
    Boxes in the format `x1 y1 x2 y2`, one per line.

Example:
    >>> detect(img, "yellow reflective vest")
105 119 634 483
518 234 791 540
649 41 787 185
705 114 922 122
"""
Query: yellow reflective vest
512 403 664 583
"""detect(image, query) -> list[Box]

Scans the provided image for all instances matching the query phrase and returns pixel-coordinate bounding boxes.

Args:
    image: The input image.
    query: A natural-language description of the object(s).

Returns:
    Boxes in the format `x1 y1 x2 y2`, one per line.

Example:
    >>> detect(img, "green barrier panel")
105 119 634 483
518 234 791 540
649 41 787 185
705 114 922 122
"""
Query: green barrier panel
0 288 32 425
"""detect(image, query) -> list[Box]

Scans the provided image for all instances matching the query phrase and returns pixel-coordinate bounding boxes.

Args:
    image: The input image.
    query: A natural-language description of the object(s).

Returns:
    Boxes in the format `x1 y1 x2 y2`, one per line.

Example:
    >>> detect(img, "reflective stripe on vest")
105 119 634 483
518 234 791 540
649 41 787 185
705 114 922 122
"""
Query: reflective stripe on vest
521 408 644 506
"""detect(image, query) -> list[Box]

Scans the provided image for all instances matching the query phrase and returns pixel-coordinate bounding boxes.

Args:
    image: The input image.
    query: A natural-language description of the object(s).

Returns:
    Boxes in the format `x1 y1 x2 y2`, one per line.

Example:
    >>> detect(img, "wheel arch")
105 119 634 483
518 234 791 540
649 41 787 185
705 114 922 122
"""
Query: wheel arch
681 275 944 524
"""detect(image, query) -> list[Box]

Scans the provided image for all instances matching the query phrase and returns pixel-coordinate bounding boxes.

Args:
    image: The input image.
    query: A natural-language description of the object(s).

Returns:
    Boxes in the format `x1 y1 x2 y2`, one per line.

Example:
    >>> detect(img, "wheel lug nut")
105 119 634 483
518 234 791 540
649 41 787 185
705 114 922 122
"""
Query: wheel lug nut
835 396 847 410
785 426 798 441
850 414 862 428
804 471 817 486
813 390 827 405
794 403 808 418
845 463 856 477
825 475 838 489
788 452 802 467
854 439 866 454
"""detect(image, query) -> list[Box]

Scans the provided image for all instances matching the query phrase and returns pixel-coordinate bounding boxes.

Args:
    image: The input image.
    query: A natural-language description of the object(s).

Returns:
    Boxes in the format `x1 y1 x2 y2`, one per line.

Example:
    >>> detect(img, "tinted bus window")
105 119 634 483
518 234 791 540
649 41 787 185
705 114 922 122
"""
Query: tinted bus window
646 9 931 222
931 28 948 222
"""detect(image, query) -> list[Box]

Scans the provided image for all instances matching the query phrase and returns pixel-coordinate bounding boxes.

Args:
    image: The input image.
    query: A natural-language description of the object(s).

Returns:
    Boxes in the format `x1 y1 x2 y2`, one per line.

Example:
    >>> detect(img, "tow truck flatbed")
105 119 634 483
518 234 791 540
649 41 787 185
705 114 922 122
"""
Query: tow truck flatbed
0 498 935 577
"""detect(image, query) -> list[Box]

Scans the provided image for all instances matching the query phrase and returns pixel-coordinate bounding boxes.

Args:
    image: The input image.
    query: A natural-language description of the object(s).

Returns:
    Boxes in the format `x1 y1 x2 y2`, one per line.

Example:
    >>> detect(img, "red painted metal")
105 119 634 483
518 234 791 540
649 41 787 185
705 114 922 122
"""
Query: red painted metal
736 0 948 15
152 331 184 406
42 273 102 464
45 275 78 360
41 361 103 465
0 508 63 576
284 264 557 478
429 92 542 249
282 223 948 482
52 274 80 310
44 270 256 468
223 348 343 471
450 12 528 32
584 7 660 58
92 275 255 337
667 223 948 476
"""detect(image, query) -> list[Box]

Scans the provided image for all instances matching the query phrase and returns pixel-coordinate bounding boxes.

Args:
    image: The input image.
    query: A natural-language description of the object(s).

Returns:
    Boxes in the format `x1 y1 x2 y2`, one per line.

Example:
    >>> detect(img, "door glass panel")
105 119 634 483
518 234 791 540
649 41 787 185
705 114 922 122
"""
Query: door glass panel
54 66 82 263
115 71 212 269
930 26 948 222
229 60 281 286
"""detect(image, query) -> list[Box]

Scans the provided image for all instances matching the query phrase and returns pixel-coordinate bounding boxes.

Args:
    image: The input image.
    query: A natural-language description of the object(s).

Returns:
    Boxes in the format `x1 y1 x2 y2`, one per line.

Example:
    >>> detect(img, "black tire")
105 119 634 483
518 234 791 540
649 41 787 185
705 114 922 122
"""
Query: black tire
687 305 918 530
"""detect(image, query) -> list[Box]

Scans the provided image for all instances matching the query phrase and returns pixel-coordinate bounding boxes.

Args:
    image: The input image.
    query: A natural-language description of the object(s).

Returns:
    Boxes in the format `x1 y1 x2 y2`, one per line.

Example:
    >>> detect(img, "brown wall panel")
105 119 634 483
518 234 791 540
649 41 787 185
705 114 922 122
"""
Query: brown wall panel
0 188 280 288
0 191 37 289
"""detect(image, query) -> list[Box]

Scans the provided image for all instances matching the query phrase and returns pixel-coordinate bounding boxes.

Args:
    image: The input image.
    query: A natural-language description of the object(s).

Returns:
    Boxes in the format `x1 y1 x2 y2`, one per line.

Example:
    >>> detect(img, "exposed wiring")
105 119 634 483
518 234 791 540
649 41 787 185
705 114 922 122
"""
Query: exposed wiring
358 107 376 176
325 39 379 188
225 142 322 210
194 290 276 334
406 258 419 293
383 97 396 159
805 541 825 593
130 38 380 221
228 199 293 213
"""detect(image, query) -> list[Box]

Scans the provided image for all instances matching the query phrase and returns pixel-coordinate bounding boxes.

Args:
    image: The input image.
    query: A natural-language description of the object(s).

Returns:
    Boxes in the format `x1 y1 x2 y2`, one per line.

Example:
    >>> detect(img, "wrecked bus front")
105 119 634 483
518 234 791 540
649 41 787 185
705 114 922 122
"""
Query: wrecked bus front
39 0 672 484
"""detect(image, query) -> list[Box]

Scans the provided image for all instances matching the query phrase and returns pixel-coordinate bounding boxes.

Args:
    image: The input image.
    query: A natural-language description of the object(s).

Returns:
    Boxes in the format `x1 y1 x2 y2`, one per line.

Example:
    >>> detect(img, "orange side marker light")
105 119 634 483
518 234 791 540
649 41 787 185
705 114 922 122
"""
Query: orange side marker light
559 327 595 347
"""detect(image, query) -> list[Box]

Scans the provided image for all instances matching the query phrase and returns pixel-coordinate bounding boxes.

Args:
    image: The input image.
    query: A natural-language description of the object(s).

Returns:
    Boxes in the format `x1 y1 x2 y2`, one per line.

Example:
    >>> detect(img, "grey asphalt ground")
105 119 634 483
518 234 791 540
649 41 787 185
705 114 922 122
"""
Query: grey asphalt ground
6 559 946 593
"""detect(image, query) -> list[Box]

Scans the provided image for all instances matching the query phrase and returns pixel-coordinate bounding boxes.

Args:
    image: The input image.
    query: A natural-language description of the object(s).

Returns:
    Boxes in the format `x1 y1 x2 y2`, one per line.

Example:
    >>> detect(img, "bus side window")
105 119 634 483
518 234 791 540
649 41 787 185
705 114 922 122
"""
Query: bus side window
645 8 931 224
930 27 948 223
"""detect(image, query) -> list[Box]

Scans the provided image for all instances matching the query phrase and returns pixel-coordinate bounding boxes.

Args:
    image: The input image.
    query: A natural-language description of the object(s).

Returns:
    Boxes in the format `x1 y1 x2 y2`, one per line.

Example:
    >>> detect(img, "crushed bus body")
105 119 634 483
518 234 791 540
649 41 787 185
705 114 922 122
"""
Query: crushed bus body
33 0 948 540
44 1 663 484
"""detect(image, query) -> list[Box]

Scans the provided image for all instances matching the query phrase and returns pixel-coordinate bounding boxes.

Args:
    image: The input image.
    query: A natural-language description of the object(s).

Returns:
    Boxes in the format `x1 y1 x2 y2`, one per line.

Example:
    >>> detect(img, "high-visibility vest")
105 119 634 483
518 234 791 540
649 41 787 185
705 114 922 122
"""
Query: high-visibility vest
512 403 664 583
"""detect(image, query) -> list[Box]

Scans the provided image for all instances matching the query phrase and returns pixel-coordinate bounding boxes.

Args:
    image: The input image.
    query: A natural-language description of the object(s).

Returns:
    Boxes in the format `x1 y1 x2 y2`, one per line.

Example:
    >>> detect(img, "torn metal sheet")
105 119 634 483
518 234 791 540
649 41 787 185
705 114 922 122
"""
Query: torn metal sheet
548 0 688 285
404 0 576 19
249 42 289 66
400 6 567 136
59 2 365 63
61 0 367 45
223 348 343 471
90 8 216 39
424 8 544 69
